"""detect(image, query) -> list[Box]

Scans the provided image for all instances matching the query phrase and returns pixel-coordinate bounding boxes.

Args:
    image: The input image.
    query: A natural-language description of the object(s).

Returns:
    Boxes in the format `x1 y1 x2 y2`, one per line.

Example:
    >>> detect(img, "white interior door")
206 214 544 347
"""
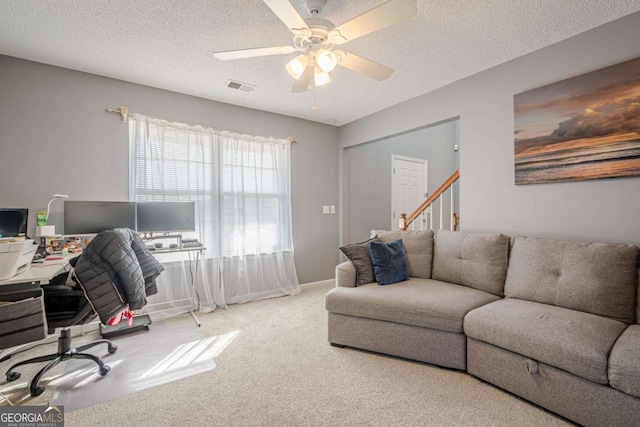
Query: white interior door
391 156 427 230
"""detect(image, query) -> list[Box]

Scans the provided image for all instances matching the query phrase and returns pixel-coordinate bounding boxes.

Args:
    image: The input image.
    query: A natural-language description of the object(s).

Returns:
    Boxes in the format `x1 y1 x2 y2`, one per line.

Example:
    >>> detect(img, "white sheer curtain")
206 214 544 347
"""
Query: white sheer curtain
129 114 300 313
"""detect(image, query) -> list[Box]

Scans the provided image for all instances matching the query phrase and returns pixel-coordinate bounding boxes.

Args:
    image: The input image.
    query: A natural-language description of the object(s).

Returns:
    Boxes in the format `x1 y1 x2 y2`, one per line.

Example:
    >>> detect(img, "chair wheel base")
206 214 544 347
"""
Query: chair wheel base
31 386 45 397
5 327 115 397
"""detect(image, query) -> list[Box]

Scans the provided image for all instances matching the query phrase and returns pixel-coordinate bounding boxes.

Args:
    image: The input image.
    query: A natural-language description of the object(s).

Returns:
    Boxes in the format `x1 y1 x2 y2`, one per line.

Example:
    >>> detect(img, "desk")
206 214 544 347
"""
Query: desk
0 256 76 351
143 246 205 326
0 256 73 287
1 245 204 348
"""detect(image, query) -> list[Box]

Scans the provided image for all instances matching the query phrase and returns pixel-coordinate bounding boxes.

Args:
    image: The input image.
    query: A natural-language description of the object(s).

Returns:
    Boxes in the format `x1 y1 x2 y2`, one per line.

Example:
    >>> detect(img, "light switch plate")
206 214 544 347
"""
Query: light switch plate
330 205 335 214
322 205 330 214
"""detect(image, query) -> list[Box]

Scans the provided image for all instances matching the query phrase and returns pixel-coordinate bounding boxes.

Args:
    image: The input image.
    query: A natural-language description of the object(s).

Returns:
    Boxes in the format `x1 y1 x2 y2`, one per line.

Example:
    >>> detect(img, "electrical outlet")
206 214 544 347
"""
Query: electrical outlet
322 205 330 214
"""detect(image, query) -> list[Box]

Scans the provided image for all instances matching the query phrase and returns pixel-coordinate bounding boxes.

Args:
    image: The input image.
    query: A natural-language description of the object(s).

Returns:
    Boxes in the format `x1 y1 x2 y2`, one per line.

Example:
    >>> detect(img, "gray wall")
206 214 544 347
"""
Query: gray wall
0 55 339 284
339 12 640 247
346 120 458 242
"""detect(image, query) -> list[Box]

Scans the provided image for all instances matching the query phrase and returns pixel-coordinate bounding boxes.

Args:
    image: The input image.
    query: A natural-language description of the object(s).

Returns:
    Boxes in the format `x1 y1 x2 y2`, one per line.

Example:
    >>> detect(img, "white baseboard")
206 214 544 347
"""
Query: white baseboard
299 279 335 288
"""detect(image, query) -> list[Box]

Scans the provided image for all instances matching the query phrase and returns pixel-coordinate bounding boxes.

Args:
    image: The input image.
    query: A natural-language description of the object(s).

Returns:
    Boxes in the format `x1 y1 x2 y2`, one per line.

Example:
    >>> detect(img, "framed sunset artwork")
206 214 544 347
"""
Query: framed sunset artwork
514 57 640 185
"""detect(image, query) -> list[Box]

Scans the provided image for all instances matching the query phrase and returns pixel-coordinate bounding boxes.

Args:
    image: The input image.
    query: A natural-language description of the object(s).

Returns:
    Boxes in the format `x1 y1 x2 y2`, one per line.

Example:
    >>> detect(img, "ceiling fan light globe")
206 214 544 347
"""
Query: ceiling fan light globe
286 55 308 79
316 49 337 72
314 66 331 86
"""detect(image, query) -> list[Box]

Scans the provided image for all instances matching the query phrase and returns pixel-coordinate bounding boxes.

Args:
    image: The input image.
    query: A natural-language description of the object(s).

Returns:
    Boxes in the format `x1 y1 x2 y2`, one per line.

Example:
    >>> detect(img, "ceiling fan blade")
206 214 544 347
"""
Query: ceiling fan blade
263 0 310 35
327 0 417 45
338 51 394 81
291 65 312 92
214 45 296 60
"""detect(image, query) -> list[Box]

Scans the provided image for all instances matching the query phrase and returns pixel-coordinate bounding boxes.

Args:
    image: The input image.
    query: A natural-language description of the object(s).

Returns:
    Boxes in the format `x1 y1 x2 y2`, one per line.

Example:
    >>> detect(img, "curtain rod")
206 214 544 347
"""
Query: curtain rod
106 106 298 144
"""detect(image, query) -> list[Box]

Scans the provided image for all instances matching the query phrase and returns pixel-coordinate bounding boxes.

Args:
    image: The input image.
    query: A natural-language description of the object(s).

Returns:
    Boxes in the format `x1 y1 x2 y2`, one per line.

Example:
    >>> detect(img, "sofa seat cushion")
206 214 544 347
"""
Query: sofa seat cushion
326 278 500 333
609 325 640 398
464 299 627 384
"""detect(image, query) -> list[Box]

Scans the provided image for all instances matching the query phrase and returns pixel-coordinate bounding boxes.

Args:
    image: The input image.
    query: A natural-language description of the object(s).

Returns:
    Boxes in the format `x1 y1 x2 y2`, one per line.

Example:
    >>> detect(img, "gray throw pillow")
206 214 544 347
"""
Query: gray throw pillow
340 237 380 286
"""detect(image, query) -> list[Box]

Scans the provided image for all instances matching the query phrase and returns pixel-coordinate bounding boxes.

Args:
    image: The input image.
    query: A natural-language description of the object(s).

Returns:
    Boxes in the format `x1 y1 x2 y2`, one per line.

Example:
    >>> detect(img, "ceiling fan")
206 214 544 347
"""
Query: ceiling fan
213 0 417 92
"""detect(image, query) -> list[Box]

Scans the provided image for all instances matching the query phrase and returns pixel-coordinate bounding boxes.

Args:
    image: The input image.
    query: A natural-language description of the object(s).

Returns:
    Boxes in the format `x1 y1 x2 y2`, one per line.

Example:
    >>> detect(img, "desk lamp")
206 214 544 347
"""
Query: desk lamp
35 194 69 237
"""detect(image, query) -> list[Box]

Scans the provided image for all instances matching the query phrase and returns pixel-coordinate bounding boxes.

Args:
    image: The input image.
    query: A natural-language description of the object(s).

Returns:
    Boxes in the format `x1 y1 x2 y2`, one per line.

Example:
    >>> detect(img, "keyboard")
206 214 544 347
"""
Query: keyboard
182 241 203 248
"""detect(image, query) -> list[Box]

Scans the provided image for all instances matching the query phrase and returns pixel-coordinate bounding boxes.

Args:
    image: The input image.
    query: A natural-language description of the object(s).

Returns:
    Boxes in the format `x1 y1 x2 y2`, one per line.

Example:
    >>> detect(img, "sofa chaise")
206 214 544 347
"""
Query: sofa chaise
325 229 640 426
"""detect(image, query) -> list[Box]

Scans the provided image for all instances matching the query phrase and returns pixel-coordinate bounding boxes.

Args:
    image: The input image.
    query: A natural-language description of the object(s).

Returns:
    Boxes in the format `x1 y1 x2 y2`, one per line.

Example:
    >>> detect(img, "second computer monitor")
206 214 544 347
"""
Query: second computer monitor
136 202 195 234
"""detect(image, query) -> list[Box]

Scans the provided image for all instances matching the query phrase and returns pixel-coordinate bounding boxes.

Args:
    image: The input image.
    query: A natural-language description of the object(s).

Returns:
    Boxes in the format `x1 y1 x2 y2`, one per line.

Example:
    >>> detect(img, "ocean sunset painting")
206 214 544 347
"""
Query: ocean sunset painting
514 57 640 185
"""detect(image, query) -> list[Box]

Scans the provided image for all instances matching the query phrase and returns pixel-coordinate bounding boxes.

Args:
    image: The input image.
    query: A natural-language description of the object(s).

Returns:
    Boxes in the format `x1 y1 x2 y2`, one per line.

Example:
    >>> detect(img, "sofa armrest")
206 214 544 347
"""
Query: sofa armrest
335 261 357 288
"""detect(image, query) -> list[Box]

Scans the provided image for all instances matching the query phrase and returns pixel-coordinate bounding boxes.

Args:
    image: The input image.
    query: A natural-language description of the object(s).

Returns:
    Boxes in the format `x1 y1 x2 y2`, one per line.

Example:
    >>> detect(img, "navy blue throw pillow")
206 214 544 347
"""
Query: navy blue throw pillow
369 239 408 285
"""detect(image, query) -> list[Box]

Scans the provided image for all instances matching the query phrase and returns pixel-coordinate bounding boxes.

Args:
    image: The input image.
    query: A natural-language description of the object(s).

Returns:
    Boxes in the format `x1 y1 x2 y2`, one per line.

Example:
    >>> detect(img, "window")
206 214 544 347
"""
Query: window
129 113 299 308
221 142 292 256
129 115 293 257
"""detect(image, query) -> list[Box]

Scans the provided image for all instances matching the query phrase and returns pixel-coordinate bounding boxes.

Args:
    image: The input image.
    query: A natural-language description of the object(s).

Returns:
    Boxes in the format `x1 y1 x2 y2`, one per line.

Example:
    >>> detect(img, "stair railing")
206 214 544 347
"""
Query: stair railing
399 169 460 231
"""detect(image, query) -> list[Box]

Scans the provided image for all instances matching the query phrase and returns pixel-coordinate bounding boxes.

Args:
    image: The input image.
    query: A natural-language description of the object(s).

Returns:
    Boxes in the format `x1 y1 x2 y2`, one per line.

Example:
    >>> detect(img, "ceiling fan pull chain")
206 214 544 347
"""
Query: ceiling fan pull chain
312 86 317 111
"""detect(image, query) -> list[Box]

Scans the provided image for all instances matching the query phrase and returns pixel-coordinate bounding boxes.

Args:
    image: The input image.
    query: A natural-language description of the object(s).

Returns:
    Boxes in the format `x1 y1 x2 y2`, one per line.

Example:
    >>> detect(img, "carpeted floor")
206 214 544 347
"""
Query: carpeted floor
2 280 570 426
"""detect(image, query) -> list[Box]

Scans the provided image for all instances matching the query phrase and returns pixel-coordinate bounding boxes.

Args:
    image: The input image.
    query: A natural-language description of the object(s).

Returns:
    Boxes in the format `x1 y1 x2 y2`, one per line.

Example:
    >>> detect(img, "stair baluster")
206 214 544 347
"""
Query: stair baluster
399 169 460 232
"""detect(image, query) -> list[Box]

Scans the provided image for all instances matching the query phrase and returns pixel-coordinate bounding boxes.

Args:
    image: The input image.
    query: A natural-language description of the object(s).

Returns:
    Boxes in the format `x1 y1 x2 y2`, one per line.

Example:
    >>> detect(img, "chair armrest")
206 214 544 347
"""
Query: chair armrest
42 284 84 296
335 261 357 288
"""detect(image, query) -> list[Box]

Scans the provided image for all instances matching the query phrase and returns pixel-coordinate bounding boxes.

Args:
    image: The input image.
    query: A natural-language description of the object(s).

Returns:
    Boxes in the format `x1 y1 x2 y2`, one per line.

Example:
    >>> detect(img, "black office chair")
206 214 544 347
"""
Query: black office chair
4 267 118 397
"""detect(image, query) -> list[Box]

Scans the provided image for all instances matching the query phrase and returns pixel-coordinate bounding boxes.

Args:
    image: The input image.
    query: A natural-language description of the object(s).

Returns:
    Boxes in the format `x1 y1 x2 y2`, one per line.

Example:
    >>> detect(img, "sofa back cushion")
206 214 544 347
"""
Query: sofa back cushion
432 230 510 296
505 236 640 324
370 230 433 279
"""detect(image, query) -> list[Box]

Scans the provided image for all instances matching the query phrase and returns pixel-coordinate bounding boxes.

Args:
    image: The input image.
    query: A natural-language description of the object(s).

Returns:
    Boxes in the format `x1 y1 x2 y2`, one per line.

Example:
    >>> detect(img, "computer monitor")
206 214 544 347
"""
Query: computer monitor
136 202 196 234
0 208 29 238
64 201 137 235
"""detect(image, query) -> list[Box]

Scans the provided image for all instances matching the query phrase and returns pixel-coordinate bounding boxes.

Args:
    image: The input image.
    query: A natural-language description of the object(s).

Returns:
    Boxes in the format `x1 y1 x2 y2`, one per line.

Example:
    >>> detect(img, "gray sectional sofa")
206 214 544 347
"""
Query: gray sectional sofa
325 230 640 426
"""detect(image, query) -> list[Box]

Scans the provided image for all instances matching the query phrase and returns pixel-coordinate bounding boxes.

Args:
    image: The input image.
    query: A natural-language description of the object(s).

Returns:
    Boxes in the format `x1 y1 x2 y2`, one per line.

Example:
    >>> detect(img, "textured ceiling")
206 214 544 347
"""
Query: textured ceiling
1 1 639 126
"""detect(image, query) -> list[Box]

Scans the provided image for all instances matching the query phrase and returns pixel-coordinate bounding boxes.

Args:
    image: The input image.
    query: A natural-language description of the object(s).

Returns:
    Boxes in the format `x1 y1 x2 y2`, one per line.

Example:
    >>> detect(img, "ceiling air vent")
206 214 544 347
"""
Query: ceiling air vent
227 80 256 93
